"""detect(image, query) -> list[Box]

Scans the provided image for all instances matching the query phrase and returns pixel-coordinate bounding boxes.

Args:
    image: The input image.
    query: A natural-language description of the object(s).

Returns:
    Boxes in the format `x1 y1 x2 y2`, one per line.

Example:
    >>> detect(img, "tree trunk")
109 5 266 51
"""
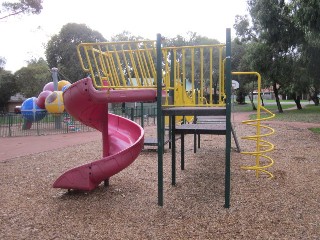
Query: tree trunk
248 91 257 111
273 82 283 113
308 86 320 106
310 92 319 106
260 94 265 106
293 94 302 110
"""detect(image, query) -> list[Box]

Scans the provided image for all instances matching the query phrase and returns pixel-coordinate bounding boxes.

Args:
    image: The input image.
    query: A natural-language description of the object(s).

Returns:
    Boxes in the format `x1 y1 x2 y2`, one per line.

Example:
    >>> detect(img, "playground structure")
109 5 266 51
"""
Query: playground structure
54 29 275 208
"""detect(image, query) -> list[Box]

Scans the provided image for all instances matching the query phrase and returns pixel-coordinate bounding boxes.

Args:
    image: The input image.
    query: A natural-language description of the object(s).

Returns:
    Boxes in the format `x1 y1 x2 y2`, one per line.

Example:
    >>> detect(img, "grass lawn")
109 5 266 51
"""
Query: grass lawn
232 102 296 112
309 127 320 134
275 109 320 135
235 103 320 135
271 104 320 123
242 104 320 123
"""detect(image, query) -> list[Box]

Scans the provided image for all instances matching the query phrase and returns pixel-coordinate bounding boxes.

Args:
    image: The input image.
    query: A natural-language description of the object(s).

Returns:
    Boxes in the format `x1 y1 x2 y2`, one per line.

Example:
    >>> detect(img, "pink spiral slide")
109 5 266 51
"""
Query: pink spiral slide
53 78 157 191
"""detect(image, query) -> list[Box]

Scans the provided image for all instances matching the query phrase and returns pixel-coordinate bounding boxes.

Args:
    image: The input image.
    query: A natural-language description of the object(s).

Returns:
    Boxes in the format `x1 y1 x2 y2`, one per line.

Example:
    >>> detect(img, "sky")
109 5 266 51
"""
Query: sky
0 0 248 72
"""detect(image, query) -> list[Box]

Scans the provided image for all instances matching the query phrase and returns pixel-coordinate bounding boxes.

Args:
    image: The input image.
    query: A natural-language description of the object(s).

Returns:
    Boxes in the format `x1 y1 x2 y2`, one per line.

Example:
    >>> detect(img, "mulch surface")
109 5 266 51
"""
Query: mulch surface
1 112 320 239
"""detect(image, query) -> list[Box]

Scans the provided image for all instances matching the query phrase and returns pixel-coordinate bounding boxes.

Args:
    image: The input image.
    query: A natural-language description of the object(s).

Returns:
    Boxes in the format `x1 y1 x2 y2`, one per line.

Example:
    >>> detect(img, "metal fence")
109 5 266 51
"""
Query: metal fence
0 105 157 138
110 105 157 127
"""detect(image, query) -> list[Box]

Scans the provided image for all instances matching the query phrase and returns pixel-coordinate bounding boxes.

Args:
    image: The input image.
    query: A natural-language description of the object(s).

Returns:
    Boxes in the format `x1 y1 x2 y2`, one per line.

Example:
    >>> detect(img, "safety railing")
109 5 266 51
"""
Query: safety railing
77 40 226 107
77 41 157 89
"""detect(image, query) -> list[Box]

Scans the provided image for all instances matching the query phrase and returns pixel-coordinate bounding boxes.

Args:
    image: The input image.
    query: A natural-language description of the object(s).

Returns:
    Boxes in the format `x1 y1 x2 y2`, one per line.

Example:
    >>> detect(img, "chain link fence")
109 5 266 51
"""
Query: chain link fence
0 105 157 138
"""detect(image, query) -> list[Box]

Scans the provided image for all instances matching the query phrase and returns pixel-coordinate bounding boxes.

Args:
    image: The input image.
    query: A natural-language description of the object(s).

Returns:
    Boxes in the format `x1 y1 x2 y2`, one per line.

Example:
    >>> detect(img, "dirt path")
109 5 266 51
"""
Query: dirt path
0 131 100 162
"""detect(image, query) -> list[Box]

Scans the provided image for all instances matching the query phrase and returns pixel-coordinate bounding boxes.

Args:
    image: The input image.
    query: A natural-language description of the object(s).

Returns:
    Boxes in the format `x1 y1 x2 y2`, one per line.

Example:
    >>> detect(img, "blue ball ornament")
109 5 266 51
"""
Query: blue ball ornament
21 97 47 122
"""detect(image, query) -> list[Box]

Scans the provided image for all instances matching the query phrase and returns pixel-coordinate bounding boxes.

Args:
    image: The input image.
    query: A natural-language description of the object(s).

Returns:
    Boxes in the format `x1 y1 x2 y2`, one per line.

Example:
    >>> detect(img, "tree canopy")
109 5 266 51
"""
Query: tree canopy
0 57 6 69
14 58 51 98
292 0 320 105
0 69 18 112
45 23 106 83
111 30 144 42
234 0 320 110
0 0 43 20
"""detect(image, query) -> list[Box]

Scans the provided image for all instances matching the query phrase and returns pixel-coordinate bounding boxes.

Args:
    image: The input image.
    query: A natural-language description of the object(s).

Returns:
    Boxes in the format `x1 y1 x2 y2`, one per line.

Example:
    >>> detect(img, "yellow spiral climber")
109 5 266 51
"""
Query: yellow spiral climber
241 106 275 178
232 72 276 178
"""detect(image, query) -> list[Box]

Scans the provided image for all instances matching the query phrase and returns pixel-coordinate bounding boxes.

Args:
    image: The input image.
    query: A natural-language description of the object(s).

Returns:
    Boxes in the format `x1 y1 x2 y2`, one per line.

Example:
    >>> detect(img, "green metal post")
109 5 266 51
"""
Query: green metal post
156 34 164 206
8 114 12 137
130 108 134 121
181 134 185 170
171 115 176 185
169 49 176 186
169 49 175 151
141 102 144 128
168 116 172 149
194 92 198 153
225 28 232 208
36 120 40 136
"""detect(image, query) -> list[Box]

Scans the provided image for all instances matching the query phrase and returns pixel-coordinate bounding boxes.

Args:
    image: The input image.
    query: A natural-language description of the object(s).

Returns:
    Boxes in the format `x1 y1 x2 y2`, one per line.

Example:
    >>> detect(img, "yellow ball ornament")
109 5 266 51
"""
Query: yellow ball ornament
45 91 65 113
58 80 71 91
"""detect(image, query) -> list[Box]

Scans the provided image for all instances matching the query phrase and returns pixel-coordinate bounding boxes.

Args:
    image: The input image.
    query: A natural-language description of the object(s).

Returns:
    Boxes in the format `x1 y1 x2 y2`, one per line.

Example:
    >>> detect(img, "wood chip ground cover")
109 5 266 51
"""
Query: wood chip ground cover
1 121 319 239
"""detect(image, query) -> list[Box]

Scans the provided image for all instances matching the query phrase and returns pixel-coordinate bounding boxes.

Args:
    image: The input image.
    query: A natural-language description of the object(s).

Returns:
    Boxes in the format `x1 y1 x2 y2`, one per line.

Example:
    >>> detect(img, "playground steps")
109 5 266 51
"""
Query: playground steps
194 116 241 152
162 107 227 134
176 122 226 135
144 130 178 147
161 106 241 171
144 137 158 146
143 108 240 152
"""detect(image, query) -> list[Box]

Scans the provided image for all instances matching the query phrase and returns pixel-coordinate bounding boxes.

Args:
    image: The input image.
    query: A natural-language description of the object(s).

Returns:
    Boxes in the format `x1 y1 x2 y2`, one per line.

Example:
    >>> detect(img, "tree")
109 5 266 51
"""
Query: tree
14 58 51 98
303 44 320 105
292 0 320 105
111 30 144 42
231 40 258 108
1 1 43 75
234 0 303 112
293 0 320 33
0 0 43 20
45 23 106 83
0 69 18 112
0 57 6 69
